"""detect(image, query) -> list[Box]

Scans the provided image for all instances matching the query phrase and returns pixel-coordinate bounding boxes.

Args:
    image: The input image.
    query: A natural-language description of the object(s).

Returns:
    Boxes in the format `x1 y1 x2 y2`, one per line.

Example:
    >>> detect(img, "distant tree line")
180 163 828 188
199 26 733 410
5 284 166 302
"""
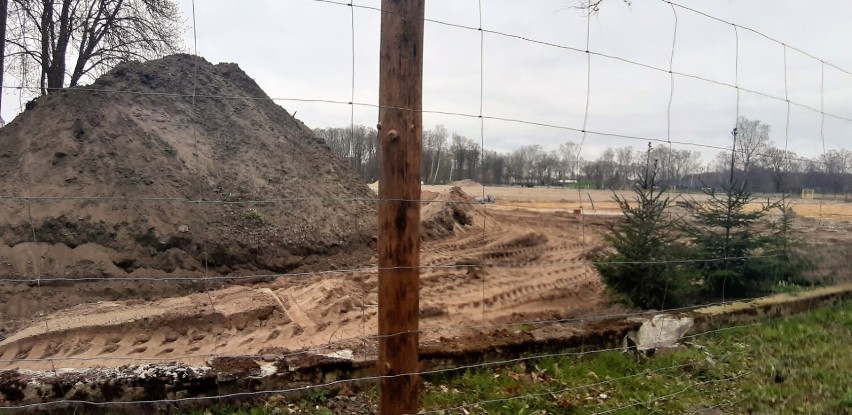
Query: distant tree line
314 125 380 182
316 116 851 194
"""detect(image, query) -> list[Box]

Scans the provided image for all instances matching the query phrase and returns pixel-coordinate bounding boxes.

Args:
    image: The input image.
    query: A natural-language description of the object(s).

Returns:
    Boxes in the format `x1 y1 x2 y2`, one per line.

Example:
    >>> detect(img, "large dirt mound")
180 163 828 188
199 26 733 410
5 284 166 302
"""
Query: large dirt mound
0 54 375 279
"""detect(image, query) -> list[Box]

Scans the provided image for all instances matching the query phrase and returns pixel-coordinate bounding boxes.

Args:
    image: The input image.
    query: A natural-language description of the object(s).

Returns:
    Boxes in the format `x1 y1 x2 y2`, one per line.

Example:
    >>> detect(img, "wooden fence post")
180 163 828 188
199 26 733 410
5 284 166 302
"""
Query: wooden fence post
377 1 425 414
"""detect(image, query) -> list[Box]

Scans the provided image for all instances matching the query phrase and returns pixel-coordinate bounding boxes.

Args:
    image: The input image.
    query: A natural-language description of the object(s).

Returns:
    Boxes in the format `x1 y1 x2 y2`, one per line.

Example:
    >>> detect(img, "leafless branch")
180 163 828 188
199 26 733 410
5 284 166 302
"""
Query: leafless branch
7 0 183 93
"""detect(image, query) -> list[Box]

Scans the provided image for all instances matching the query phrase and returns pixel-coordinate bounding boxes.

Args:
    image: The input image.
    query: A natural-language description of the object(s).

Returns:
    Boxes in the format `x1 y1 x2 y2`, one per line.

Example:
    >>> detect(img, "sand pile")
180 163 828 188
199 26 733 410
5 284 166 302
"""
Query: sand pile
421 186 477 239
0 54 375 280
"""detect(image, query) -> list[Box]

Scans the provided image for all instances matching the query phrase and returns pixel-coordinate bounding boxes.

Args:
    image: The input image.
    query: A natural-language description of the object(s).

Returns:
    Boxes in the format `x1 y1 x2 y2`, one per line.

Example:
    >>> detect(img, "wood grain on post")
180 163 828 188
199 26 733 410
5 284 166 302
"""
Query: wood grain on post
377 0 425 414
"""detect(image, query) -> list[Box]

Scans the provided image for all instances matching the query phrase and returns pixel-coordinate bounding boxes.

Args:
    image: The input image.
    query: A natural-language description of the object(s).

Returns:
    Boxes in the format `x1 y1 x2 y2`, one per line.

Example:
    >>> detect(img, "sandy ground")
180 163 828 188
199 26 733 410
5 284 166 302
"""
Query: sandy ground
3 184 851 371
0 187 615 370
432 184 852 220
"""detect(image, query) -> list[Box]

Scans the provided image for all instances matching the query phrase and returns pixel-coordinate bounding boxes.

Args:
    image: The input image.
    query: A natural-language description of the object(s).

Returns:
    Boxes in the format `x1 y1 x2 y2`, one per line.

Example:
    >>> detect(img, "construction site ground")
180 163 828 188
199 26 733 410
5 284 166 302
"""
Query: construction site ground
2 184 851 372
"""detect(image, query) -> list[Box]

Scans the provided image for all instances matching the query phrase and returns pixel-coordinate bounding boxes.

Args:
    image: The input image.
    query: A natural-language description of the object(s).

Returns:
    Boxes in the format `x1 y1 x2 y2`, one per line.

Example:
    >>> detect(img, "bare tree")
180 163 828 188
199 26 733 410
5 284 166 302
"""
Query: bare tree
449 133 481 181
481 149 505 185
320 122 851 195
506 145 545 185
713 150 731 174
613 146 634 188
558 141 581 180
531 150 559 186
6 0 183 95
582 148 618 189
0 0 7 123
734 116 770 173
819 149 852 193
575 0 630 14
760 146 799 192
466 141 481 181
656 147 701 188
820 149 852 175
424 125 448 184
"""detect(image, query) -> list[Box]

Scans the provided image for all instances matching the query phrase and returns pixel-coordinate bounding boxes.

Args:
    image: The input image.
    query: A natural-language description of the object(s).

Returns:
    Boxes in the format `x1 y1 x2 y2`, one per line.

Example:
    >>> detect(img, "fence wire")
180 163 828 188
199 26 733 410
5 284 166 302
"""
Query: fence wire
0 319 768 412
0 0 850 413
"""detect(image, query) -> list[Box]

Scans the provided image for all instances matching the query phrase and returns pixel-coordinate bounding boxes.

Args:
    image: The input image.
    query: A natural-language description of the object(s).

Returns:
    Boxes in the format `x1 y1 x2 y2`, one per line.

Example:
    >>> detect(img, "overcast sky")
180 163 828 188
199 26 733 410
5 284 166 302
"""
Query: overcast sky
3 0 851 163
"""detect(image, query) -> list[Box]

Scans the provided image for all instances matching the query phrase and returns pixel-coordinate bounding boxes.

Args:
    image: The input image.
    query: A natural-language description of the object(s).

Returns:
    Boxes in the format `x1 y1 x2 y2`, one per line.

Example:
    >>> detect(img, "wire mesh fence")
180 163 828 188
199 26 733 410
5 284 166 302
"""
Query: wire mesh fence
0 0 850 414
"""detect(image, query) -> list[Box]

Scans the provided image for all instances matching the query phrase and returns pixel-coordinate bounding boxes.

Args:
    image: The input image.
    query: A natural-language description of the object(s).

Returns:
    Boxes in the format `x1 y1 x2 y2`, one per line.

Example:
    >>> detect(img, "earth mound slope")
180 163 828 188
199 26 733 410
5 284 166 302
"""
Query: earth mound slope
421 186 477 239
0 54 375 278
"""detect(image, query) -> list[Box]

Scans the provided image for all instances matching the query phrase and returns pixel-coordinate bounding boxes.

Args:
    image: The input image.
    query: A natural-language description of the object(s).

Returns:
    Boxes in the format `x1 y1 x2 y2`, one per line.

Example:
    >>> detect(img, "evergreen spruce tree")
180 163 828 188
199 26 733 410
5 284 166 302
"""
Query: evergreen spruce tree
765 193 811 287
685 180 775 298
596 144 692 309
685 127 781 299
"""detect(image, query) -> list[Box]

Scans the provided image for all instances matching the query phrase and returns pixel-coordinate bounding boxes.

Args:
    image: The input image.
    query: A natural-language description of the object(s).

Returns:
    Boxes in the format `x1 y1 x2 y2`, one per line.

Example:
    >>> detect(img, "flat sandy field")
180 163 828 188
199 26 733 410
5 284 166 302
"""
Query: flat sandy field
431 183 852 220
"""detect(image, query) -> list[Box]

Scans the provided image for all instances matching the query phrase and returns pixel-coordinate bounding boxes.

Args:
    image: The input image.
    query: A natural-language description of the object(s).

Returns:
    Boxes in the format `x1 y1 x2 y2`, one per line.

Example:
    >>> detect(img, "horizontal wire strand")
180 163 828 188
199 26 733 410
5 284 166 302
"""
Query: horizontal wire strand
0 297 783 365
1 0 848 411
417 351 748 414
1 4 849 159
0 320 763 411
0 253 785 284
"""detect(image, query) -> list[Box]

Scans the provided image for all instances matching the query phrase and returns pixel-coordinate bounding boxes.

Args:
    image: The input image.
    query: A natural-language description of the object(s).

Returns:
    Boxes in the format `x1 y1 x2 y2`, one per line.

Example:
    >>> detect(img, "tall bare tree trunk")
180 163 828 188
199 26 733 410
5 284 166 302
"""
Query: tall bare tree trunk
431 149 441 184
0 0 7 124
10 0 182 96
39 0 52 95
45 0 72 92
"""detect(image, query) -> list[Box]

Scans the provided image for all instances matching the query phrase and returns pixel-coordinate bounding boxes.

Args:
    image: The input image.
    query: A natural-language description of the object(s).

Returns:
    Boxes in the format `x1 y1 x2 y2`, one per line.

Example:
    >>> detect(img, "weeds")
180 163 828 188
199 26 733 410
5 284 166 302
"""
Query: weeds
242 208 262 222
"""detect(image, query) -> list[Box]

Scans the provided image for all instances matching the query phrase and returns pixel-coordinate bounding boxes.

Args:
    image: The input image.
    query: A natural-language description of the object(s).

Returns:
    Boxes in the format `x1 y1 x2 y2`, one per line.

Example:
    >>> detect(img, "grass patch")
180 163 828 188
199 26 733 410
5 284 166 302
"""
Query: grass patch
422 301 852 414
183 301 851 414
242 208 262 223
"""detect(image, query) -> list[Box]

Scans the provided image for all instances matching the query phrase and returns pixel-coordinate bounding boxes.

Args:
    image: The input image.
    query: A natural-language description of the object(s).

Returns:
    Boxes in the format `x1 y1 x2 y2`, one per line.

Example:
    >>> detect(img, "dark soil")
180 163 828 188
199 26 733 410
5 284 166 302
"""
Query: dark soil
0 54 376 316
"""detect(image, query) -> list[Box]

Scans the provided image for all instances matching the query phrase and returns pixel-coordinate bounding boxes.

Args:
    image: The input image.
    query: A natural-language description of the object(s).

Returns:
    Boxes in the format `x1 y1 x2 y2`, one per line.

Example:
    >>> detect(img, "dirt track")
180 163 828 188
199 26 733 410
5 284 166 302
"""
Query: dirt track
3 183 851 371
5 186 850 369
0 188 616 370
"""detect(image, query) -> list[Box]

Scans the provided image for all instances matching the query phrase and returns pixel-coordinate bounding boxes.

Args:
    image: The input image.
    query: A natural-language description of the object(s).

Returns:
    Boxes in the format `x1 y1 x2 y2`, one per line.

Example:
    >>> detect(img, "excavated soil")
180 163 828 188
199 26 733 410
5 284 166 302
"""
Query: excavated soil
0 186 615 370
0 54 375 276
3 180 847 374
0 54 616 372
0 54 375 321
